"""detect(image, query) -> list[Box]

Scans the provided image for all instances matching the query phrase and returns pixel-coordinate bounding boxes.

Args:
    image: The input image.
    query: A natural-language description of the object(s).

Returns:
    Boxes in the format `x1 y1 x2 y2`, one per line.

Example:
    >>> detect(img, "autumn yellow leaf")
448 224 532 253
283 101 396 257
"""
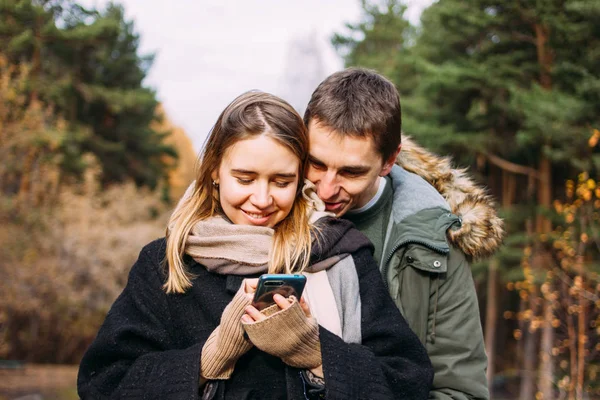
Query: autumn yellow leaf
590 129 600 147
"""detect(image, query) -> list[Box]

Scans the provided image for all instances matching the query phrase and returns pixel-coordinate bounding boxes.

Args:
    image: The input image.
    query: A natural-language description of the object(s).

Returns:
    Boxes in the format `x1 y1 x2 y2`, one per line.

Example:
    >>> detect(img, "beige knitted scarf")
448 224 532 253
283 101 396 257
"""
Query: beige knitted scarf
176 179 333 275
186 216 273 275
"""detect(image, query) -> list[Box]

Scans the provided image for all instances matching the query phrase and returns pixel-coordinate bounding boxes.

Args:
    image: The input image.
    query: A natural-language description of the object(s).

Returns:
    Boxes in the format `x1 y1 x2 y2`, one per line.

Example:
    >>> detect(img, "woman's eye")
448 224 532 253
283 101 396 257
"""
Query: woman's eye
236 178 253 185
274 181 291 188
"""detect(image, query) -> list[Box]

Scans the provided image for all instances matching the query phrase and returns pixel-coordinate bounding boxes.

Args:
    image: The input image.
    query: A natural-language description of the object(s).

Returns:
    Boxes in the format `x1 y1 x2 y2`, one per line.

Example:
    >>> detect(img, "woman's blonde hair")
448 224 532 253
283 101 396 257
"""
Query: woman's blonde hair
164 91 313 293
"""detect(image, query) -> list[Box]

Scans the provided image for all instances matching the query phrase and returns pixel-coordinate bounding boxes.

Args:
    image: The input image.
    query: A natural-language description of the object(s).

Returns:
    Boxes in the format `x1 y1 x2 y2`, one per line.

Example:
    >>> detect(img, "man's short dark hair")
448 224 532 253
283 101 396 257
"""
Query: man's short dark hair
304 67 401 161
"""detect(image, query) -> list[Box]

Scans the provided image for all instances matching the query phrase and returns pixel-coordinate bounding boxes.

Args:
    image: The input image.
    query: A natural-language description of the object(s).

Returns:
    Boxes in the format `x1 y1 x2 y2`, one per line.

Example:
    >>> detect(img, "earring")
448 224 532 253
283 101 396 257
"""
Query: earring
212 180 219 188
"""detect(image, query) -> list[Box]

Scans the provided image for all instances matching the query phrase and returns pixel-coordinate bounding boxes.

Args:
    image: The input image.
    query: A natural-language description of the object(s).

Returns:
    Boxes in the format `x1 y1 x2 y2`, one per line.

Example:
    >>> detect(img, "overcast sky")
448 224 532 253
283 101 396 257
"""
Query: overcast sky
79 0 432 150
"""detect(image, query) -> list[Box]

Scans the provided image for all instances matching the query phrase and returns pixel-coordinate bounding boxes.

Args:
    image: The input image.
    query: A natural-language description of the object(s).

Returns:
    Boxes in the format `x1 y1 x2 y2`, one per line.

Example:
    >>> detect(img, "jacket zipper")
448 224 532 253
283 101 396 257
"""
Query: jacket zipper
381 239 449 289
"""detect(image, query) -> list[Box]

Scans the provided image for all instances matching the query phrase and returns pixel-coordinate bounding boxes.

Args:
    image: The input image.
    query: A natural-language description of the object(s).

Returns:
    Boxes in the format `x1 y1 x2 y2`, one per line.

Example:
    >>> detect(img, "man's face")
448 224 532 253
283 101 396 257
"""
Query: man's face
307 120 397 217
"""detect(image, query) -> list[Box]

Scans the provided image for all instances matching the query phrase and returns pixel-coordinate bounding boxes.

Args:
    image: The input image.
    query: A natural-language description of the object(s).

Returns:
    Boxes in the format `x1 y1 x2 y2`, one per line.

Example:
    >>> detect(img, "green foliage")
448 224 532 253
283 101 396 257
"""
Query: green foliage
339 0 599 166
0 0 175 188
0 1 196 366
332 0 418 94
336 0 600 394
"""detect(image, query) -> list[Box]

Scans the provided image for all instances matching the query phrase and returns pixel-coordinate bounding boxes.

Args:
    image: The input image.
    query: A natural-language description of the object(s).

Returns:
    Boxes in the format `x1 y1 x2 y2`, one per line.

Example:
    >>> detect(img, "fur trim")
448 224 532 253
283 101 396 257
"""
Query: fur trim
396 136 505 260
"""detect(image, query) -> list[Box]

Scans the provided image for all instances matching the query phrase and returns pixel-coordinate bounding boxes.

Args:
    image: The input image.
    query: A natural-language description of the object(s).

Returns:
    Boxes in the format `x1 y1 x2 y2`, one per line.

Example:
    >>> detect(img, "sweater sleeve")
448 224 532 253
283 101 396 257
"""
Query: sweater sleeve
319 247 434 400
77 240 202 400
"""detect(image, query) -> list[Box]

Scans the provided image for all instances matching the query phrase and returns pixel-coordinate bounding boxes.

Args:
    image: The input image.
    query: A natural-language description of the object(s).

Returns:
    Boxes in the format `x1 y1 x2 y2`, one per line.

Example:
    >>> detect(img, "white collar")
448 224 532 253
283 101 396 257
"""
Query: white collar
346 176 387 215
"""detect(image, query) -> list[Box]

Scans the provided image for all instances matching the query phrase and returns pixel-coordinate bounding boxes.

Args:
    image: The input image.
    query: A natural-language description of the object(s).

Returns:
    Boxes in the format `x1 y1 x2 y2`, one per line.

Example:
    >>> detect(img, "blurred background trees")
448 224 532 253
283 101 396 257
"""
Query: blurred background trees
335 0 599 398
2 0 600 399
0 0 195 367
0 0 177 188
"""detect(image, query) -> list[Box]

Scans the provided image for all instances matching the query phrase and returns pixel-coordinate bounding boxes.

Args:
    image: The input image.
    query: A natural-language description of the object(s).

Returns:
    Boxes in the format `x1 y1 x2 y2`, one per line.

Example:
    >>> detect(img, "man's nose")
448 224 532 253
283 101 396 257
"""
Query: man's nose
317 171 340 200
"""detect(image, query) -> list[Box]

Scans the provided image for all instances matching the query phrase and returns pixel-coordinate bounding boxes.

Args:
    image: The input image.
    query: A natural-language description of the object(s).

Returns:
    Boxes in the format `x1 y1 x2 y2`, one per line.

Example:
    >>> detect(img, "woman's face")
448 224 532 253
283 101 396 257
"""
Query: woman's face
213 135 300 228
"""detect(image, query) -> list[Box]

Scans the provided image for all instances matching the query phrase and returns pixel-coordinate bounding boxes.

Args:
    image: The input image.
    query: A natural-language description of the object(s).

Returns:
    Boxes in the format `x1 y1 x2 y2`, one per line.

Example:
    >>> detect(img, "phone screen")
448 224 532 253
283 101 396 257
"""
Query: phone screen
252 274 306 311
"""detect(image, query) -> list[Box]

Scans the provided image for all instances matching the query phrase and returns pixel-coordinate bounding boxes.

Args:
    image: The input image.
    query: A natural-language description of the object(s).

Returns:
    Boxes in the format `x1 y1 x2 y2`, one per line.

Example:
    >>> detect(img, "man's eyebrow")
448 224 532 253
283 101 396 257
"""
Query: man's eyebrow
341 165 371 174
308 155 326 165
309 155 370 174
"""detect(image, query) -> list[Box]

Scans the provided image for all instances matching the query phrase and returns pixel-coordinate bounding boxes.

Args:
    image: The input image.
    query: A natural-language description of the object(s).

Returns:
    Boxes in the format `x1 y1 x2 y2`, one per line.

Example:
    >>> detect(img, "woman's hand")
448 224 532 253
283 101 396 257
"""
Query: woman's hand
242 278 258 302
241 294 311 323
240 294 322 369
245 295 323 380
243 278 258 295
200 284 254 380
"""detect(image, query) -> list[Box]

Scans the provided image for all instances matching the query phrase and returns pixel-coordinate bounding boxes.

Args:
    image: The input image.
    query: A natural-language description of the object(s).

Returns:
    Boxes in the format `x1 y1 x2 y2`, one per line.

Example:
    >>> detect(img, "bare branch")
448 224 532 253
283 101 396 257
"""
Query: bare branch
483 153 541 179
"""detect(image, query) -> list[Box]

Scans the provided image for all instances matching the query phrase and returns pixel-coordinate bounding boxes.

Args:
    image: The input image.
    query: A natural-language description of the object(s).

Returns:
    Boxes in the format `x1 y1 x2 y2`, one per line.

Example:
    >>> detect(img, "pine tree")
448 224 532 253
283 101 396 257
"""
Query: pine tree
0 0 176 188
63 3 176 187
334 0 600 397
331 0 426 102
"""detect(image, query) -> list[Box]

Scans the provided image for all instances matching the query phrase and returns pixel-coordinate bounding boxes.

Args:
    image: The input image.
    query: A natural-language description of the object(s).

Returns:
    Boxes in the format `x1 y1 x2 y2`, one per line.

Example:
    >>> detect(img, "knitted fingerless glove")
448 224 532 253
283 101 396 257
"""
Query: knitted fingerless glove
201 286 253 380
242 298 322 369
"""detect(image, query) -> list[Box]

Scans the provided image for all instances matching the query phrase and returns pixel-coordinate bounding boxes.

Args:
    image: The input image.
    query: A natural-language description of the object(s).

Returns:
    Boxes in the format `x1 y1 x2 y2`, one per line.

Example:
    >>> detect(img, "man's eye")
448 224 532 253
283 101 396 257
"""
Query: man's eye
341 170 363 178
310 160 327 170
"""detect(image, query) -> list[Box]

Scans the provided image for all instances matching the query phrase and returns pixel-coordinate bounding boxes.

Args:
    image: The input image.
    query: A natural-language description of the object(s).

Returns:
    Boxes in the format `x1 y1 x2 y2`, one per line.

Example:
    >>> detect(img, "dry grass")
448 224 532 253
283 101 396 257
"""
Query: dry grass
0 170 174 363
0 54 196 367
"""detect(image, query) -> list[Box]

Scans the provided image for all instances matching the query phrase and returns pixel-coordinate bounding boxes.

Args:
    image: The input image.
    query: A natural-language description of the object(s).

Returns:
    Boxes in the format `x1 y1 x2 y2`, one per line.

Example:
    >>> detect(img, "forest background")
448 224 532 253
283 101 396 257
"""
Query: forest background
1 0 599 399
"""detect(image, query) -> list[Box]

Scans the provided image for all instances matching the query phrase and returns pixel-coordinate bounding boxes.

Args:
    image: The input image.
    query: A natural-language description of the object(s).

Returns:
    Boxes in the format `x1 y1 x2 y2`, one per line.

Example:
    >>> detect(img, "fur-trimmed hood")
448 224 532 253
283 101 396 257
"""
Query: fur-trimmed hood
395 136 504 260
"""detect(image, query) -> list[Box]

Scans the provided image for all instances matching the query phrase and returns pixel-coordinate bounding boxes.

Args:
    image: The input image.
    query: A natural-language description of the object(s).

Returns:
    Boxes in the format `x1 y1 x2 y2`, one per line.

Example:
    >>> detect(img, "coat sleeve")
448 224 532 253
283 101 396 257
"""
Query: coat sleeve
427 247 489 400
77 241 203 400
319 248 433 400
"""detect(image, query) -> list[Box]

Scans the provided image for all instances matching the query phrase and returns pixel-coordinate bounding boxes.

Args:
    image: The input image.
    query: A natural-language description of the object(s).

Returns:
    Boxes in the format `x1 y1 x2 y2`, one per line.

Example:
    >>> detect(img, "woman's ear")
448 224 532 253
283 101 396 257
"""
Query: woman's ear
211 170 219 185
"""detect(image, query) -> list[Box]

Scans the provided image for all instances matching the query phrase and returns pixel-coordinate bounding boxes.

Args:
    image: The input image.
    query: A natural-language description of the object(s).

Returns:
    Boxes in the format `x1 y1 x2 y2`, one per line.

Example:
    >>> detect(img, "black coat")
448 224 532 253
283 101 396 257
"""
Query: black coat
77 235 433 399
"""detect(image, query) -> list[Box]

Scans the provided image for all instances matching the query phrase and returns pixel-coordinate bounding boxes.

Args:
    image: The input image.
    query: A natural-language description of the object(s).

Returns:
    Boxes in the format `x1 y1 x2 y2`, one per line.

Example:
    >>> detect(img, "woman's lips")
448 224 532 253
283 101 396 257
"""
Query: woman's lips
242 210 274 225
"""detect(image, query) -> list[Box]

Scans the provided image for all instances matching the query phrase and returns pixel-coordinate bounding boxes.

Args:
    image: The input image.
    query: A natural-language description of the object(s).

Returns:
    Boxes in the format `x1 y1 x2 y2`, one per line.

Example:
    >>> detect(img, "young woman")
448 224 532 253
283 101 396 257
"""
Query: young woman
77 91 433 399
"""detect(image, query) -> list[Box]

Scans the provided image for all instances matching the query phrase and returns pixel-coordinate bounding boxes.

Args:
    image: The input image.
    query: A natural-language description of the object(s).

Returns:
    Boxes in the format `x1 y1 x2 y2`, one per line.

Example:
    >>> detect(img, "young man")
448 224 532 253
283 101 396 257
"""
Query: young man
304 68 504 399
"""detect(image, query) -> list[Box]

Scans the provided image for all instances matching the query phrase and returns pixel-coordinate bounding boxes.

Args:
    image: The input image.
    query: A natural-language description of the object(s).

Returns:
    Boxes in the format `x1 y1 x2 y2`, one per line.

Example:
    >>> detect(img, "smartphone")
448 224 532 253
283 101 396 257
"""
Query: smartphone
252 274 307 311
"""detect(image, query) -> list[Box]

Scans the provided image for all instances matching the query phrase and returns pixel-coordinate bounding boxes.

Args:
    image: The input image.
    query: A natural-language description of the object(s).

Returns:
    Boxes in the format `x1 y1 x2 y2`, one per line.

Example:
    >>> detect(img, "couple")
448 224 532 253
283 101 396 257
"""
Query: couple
78 68 503 399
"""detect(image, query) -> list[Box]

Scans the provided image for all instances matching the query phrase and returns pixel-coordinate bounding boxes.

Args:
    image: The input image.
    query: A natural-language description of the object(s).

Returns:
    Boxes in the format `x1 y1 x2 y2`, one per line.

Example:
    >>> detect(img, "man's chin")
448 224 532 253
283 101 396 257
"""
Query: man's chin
325 203 352 217
324 202 346 214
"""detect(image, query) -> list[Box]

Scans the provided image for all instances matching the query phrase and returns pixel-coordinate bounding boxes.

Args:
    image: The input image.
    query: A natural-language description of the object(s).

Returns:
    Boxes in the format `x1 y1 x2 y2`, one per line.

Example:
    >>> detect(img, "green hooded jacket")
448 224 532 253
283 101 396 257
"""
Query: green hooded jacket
379 160 504 399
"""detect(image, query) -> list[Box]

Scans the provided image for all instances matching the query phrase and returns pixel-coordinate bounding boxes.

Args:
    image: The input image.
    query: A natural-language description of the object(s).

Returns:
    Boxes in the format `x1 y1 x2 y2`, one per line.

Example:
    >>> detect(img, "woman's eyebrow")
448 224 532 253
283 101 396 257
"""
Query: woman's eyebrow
273 173 297 179
230 169 256 175
231 169 296 178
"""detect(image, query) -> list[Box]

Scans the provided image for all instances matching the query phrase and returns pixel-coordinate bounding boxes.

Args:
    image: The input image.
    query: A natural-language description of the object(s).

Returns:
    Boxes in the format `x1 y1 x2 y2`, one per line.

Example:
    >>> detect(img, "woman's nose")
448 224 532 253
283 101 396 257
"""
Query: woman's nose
250 184 273 208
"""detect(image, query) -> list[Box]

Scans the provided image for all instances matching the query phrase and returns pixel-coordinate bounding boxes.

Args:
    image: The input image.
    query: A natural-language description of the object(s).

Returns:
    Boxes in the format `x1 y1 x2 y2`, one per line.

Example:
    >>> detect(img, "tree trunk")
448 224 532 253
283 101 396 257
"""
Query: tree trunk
565 282 577 399
536 156 552 234
576 295 586 399
535 155 554 400
485 257 499 396
520 216 538 400
539 287 555 399
519 316 538 400
534 22 553 90
485 171 516 397
533 20 555 399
